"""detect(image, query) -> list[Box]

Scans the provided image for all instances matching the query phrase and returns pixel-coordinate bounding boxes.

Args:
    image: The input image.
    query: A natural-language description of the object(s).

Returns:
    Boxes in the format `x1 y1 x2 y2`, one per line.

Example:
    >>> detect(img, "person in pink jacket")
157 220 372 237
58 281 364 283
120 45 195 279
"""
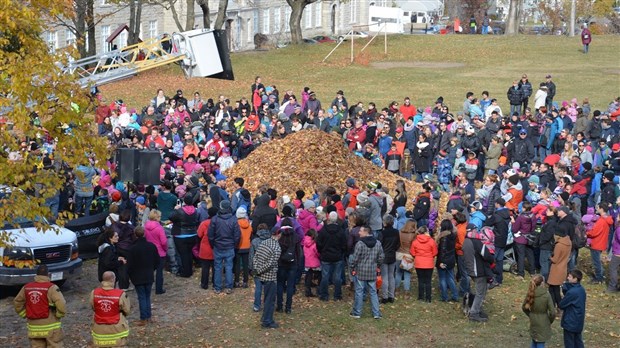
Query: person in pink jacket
144 210 168 294
298 200 321 234
303 229 321 297
410 226 438 302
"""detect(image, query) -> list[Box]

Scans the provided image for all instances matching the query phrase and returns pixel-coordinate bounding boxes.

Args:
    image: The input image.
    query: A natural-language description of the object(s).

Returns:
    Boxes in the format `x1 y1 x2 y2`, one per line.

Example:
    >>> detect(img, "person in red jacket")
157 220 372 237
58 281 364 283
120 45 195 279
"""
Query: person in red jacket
399 97 416 121
410 226 438 302
586 202 612 284
197 207 218 289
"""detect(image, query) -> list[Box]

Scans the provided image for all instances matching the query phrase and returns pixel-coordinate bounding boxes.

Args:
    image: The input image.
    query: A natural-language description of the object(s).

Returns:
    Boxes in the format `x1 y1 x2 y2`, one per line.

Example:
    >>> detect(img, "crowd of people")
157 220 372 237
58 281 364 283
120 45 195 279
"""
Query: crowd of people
11 73 620 347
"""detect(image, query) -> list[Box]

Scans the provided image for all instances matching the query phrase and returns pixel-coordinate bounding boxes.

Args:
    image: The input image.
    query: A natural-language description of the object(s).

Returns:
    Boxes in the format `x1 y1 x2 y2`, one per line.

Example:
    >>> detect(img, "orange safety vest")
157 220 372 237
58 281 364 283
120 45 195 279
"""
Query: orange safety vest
346 187 359 208
24 282 53 319
506 187 523 211
93 288 124 325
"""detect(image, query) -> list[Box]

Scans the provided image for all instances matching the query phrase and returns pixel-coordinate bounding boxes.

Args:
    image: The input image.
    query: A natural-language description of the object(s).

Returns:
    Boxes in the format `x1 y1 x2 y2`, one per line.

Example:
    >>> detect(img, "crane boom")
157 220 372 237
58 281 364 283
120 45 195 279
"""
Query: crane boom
63 29 229 89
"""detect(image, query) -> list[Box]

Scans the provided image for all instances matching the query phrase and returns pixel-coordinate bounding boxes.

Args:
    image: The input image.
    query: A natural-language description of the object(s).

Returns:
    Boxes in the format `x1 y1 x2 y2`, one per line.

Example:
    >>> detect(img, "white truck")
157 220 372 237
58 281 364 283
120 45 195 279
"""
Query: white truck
0 187 82 286
0 220 82 286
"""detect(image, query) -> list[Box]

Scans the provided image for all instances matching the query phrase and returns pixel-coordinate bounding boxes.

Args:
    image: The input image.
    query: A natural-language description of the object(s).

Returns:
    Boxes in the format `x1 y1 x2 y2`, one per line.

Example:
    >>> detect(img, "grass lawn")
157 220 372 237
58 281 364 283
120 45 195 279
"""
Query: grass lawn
70 35 620 347
101 34 620 113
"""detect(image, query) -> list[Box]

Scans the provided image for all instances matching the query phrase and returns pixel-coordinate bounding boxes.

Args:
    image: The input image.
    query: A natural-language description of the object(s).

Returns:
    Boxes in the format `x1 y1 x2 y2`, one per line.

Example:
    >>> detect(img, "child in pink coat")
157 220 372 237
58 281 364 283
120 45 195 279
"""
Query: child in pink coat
303 229 321 297
581 206 599 247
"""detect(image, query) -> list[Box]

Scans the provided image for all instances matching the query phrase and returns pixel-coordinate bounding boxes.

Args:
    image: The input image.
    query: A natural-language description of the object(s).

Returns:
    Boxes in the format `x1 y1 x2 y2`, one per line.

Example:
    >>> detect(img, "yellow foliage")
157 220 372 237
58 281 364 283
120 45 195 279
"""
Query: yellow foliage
0 0 108 245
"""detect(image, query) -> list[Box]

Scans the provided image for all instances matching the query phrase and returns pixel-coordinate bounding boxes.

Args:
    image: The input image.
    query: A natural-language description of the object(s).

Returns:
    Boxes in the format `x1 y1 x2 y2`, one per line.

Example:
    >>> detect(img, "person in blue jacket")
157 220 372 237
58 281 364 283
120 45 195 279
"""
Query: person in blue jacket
559 269 587 348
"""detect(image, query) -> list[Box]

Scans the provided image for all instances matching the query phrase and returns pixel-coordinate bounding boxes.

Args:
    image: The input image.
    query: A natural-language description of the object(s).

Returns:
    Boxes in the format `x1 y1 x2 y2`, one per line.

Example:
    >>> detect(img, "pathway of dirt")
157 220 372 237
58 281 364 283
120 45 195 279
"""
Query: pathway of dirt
371 61 465 69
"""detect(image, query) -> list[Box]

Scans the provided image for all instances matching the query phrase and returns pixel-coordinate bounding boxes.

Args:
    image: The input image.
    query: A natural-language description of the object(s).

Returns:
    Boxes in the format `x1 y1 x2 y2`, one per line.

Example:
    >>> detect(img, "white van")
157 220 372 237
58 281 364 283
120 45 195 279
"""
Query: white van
0 188 82 286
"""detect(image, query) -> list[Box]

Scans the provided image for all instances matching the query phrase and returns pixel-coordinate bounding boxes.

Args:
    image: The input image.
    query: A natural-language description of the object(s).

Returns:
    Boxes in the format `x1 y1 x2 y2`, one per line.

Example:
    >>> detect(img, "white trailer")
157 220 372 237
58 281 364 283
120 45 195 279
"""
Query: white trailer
368 6 405 33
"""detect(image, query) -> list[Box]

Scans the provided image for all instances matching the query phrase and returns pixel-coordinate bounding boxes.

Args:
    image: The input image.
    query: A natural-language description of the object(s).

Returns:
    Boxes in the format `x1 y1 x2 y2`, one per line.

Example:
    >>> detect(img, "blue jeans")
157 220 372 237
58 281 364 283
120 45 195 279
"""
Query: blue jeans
531 339 545 348
395 267 411 291
494 247 505 284
351 278 381 317
75 195 93 216
563 330 584 348
590 249 603 281
213 248 235 291
540 250 552 281
438 267 459 301
156 257 166 293
457 255 470 296
568 249 577 272
583 44 589 53
481 25 489 34
277 265 297 311
253 277 263 310
261 280 277 327
135 283 152 320
510 104 521 116
319 260 343 300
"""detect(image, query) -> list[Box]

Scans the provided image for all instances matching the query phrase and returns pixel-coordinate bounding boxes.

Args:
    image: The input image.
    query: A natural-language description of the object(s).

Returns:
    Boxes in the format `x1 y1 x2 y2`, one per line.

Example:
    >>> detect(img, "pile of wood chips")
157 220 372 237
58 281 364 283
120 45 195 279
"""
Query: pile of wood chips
226 130 447 220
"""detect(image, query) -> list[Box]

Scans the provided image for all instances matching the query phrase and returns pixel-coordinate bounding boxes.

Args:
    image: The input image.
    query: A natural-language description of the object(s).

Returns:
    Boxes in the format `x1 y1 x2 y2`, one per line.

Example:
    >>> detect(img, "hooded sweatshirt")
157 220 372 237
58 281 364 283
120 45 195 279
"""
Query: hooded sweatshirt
303 235 321 268
410 233 438 269
586 215 613 251
249 229 271 270
237 218 253 252
393 206 408 231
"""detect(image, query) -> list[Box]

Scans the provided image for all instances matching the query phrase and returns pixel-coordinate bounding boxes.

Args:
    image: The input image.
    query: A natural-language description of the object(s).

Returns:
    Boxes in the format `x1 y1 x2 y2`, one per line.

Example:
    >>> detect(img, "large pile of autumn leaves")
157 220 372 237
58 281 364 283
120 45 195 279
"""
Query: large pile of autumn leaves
226 130 448 215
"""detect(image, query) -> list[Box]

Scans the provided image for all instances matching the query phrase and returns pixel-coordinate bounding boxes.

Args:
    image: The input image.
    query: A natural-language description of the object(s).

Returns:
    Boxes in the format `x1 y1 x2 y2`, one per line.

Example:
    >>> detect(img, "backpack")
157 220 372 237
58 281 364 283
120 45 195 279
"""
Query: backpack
279 231 297 264
572 222 587 249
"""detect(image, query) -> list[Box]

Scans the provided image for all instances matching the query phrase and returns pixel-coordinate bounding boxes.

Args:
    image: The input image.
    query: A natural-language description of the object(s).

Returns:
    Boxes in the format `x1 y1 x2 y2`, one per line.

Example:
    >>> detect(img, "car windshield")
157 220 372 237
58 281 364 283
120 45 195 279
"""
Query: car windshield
2 216 47 230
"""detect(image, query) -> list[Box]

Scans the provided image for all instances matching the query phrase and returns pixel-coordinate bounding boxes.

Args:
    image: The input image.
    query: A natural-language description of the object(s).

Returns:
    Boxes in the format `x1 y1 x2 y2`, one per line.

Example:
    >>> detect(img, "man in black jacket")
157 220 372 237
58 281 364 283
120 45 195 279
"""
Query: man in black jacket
556 206 578 271
508 128 535 166
484 198 511 287
128 226 159 324
316 212 347 301
378 215 400 304
507 80 524 116
545 74 556 110
519 74 533 111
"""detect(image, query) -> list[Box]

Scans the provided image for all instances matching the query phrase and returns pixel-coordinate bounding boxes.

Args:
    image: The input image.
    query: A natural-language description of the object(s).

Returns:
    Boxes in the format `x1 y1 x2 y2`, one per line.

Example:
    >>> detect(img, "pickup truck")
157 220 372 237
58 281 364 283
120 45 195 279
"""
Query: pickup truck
0 218 82 286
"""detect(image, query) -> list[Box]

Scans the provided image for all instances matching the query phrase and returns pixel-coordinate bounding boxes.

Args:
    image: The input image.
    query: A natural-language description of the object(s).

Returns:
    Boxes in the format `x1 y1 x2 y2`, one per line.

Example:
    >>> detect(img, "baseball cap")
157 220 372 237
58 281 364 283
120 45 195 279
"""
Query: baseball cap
466 223 477 232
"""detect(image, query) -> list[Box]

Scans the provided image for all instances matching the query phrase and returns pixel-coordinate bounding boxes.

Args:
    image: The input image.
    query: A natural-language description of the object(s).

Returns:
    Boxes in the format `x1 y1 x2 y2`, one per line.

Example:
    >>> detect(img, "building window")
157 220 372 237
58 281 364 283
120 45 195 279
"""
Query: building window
305 4 312 29
117 31 128 49
350 0 357 23
46 31 58 53
65 30 76 47
285 7 291 32
149 20 158 39
315 1 322 27
274 7 281 33
247 18 252 42
262 8 270 34
101 25 110 53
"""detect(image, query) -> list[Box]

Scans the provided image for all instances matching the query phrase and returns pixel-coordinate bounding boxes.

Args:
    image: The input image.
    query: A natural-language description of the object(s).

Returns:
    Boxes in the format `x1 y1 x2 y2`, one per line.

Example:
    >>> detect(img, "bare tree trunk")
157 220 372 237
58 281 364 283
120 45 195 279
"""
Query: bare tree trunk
74 0 87 58
505 0 520 35
197 0 211 28
185 0 195 30
86 0 96 55
286 0 317 44
128 0 144 44
569 0 576 36
289 1 305 44
167 1 186 31
214 0 229 29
